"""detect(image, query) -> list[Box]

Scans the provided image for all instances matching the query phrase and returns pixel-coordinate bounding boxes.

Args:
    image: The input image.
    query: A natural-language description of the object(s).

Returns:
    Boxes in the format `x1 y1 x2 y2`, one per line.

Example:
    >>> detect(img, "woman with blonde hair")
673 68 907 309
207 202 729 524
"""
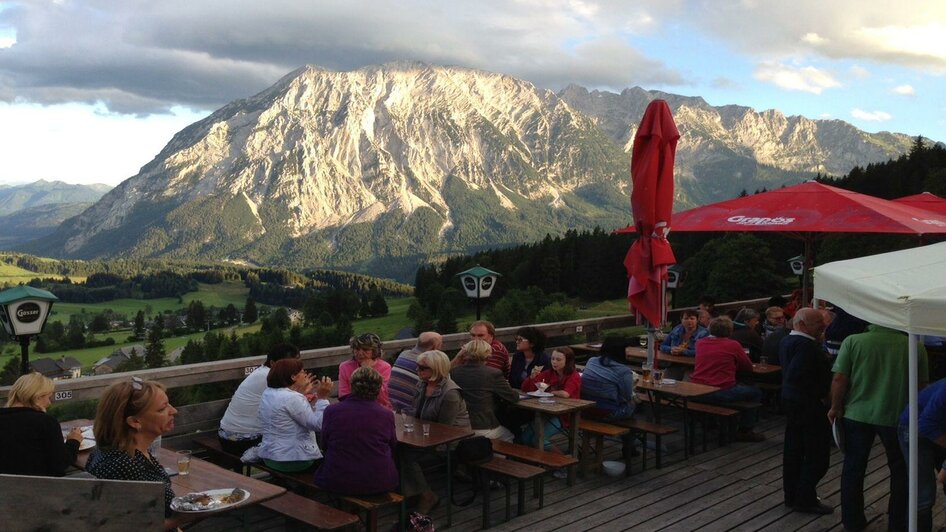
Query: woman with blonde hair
0 372 83 476
450 339 520 442
402 350 471 513
86 377 182 530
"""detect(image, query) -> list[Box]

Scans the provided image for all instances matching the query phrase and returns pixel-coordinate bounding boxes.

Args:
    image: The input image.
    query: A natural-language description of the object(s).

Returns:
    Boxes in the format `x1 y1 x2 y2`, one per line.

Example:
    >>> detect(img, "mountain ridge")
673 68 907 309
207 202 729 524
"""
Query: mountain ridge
20 62 917 280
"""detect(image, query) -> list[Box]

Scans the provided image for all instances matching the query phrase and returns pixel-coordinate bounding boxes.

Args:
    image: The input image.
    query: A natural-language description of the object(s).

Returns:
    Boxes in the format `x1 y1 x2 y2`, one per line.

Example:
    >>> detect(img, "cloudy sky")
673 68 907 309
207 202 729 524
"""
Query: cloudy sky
1 0 944 186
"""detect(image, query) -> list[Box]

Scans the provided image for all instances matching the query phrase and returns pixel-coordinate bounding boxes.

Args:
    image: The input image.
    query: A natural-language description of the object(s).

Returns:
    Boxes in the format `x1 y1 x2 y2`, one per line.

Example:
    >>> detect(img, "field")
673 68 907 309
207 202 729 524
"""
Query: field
47 280 250 324
0 285 638 373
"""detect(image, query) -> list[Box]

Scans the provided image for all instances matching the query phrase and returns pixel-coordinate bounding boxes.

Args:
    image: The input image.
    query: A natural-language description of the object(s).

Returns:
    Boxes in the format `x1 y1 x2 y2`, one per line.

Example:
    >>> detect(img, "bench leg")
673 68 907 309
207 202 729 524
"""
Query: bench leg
538 477 544 509
366 509 378 532
516 479 524 517
580 430 593 477
482 471 491 529
655 434 663 469
503 478 511 522
594 435 605 474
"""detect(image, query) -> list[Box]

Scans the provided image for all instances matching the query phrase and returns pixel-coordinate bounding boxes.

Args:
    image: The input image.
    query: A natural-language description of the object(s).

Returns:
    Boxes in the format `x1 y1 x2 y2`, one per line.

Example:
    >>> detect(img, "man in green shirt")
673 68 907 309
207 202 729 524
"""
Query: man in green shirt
828 324 928 532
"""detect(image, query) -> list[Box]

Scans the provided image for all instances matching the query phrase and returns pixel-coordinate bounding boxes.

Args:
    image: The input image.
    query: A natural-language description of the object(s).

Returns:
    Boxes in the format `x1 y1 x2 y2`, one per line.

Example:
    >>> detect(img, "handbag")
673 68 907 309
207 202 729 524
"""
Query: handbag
451 436 494 506
454 436 493 466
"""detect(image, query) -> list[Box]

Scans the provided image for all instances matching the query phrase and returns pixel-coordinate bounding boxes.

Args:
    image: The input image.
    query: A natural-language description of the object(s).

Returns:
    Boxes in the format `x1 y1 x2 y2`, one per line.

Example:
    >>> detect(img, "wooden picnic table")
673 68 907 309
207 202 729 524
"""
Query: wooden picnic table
624 346 782 375
63 419 286 524
397 415 472 527
635 380 719 459
513 396 595 485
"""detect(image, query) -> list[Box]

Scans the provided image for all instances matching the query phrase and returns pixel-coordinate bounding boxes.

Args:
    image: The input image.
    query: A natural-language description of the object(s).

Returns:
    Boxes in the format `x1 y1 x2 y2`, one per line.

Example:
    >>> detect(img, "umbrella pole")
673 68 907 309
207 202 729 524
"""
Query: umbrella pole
908 335 918 532
803 236 813 306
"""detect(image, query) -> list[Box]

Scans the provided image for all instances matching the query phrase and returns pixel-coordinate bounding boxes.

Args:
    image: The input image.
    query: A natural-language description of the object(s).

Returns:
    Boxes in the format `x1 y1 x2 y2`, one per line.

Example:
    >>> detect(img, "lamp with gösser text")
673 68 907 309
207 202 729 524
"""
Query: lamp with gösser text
0 286 58 375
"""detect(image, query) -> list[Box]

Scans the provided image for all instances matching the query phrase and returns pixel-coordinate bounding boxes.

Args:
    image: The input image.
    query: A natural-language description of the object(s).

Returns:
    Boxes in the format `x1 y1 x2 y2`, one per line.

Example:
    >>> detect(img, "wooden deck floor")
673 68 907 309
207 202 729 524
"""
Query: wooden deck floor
188 408 939 531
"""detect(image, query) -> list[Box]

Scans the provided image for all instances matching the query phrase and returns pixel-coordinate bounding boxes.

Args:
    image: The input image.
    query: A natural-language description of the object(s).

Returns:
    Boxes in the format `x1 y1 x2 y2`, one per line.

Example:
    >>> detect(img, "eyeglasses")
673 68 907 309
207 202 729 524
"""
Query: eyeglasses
515 336 528 342
416 364 431 371
124 377 145 418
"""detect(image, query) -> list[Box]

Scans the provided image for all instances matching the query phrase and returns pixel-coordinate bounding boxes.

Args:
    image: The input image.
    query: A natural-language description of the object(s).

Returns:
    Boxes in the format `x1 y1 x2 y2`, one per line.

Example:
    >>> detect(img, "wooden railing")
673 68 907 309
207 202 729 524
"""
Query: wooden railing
0 314 638 405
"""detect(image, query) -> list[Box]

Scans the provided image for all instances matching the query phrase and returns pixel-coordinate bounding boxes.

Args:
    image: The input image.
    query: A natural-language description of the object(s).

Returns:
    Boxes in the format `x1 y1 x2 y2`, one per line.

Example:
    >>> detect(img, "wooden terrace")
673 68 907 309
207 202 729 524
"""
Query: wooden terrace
0 311 921 531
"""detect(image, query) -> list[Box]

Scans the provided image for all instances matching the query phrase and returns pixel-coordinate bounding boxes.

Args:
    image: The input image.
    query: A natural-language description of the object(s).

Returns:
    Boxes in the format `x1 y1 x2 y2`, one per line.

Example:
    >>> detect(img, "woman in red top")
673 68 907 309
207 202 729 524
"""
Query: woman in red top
521 347 581 452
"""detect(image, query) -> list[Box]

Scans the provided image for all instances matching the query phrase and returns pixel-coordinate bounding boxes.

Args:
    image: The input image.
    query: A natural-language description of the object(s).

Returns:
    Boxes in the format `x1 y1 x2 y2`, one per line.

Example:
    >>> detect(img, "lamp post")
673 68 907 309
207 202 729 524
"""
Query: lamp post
456 266 501 320
666 265 684 310
0 286 58 375
787 255 806 302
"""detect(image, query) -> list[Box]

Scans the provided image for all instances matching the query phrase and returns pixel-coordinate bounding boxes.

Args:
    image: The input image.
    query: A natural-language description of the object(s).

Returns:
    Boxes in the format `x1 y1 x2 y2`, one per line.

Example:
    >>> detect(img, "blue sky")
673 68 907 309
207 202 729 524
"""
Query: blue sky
1 0 944 186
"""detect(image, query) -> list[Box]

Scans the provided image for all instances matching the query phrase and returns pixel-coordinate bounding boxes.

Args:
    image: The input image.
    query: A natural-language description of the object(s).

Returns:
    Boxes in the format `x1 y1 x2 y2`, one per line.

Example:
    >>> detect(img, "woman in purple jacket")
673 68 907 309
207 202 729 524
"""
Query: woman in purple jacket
315 366 398 495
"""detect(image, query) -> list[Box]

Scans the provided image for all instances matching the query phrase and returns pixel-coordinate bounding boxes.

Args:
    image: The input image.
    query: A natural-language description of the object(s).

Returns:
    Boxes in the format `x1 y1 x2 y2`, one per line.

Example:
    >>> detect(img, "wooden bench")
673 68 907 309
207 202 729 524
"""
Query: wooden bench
261 492 360 531
636 394 740 453
192 434 393 532
491 439 577 499
475 457 545 529
577 419 631 476
611 418 678 470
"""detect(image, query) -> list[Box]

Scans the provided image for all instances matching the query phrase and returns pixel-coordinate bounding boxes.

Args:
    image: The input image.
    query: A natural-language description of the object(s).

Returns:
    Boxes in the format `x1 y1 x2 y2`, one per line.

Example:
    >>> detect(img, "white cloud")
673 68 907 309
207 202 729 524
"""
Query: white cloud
892 84 915 96
800 32 827 45
849 65 870 79
753 62 840 94
851 108 892 122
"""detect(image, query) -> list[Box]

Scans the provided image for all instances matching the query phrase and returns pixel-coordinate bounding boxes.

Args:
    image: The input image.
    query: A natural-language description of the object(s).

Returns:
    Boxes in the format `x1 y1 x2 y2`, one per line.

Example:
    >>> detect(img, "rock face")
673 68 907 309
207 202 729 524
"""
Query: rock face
22 63 916 279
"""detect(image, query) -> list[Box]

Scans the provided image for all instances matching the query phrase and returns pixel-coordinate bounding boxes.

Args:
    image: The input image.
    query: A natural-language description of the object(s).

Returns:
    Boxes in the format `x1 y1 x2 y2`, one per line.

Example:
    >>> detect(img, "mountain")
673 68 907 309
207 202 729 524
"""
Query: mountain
0 180 110 216
0 202 96 248
558 86 914 206
0 180 110 249
21 63 916 280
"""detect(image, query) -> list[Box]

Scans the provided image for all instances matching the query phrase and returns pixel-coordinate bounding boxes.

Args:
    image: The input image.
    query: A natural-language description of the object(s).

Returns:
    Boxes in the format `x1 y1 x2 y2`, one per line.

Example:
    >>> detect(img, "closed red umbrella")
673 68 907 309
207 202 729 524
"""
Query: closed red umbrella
622 99 678 329
893 192 946 217
668 180 946 302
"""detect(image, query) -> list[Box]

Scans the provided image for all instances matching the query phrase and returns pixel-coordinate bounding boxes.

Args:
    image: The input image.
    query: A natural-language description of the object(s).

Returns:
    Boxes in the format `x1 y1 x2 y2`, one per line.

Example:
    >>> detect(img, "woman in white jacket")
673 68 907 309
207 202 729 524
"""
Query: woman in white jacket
258 358 333 472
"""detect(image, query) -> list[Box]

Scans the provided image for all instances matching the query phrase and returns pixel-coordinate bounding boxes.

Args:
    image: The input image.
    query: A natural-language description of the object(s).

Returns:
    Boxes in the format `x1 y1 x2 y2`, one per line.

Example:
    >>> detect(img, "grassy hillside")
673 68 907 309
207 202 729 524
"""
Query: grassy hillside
47 280 250 324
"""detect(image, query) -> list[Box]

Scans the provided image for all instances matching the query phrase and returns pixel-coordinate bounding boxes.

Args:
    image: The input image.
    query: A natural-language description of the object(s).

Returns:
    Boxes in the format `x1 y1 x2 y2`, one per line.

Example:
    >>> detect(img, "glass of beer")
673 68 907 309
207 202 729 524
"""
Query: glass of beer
653 369 664 387
176 450 192 476
641 363 653 384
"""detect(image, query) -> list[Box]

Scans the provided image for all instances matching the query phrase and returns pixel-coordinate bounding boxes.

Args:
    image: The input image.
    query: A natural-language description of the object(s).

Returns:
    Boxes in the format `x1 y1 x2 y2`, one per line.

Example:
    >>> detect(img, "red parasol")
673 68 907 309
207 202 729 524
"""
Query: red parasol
893 192 946 217
667 180 946 302
622 99 678 327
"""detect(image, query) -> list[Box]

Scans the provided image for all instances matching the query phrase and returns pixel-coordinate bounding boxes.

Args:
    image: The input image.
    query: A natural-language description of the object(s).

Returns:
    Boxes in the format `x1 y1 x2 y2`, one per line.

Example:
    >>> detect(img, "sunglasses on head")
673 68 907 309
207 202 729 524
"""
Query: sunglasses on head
124 377 145 418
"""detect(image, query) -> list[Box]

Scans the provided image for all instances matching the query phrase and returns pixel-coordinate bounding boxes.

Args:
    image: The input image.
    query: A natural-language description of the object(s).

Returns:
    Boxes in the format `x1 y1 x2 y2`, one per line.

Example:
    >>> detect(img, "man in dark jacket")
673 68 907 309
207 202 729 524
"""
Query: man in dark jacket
779 307 833 515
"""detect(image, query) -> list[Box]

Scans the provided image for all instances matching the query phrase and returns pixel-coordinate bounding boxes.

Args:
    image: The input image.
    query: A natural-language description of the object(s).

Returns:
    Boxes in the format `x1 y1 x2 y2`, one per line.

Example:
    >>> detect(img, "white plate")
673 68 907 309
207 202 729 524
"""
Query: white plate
78 438 95 451
527 390 554 398
171 488 250 513
660 379 678 385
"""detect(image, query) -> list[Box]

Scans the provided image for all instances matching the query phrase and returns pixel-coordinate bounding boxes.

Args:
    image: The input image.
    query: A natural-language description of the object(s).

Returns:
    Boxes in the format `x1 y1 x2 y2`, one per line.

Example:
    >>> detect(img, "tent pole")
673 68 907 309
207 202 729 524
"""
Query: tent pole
908 335 918 532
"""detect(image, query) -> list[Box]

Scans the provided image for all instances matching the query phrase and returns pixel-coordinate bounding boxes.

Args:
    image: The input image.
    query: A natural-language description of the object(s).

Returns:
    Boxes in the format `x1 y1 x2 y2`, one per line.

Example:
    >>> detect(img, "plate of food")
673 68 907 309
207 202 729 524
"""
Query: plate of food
78 438 96 451
527 390 554 398
171 488 250 513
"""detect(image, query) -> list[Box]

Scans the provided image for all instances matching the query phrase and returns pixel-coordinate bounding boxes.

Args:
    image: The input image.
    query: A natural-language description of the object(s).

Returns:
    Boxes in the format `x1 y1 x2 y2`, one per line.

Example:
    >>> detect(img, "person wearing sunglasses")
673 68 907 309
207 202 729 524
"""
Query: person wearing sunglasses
0 372 84 477
338 333 392 409
86 377 181 530
402 350 471 513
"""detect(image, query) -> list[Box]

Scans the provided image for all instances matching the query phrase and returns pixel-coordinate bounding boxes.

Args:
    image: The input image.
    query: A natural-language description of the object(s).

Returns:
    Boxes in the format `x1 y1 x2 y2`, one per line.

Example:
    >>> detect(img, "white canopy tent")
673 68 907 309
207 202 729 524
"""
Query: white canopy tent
814 241 946 532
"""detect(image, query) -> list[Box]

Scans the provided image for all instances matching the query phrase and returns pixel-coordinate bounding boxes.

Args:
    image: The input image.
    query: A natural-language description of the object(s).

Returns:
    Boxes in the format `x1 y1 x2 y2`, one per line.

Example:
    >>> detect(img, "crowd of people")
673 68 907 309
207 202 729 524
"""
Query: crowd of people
3 296 945 531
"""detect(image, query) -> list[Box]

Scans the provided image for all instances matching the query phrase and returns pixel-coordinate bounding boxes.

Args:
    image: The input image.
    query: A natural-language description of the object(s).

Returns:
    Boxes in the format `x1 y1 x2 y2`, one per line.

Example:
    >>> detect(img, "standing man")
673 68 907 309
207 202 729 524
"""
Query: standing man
779 308 833 514
829 323 928 531
897 377 946 532
388 331 443 413
468 320 510 379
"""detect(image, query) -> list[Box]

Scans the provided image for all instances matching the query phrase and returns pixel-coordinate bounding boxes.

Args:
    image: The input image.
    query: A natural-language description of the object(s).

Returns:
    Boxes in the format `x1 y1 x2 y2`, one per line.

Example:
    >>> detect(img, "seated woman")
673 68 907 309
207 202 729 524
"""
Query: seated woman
731 307 764 361
0 372 83 476
401 350 471 513
315 367 399 496
450 339 520 442
690 316 765 442
218 342 300 456
338 333 392 409
580 338 637 457
520 347 581 452
258 358 333 472
86 377 181 530
659 309 708 357
509 326 550 389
